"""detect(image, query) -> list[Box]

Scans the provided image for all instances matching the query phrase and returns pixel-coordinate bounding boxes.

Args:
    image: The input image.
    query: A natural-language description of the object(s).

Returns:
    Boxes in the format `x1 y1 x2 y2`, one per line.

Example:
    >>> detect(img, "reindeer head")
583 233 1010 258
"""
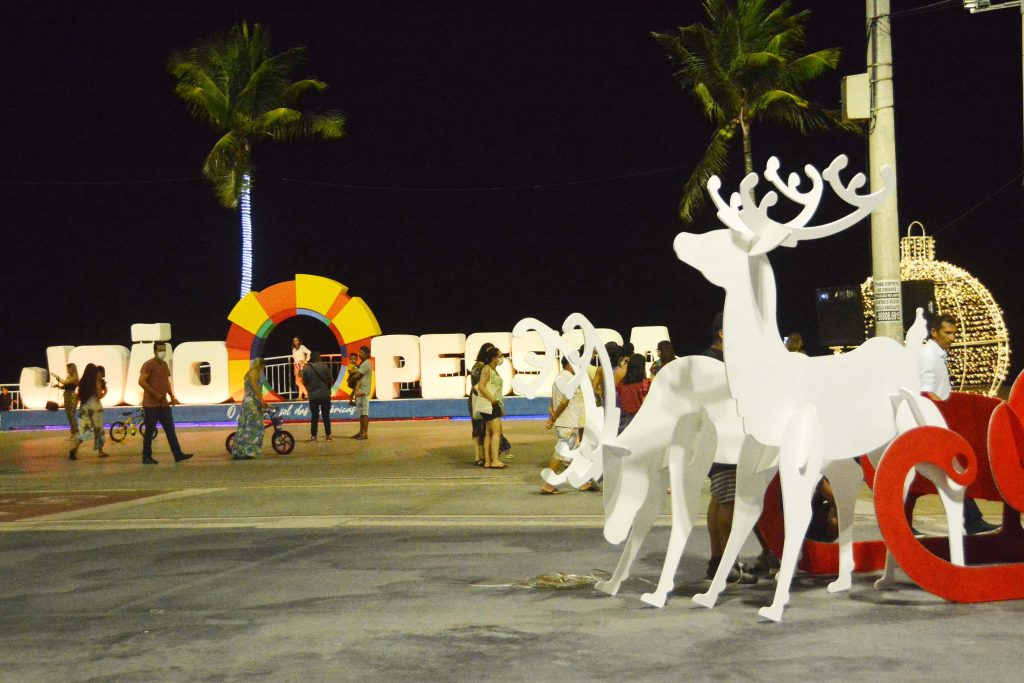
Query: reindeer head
674 155 894 275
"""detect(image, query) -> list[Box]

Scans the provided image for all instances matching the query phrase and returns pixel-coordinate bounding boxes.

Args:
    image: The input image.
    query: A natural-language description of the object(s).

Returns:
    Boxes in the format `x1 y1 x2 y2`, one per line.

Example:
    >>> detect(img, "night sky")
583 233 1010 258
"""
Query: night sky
1 1 1020 384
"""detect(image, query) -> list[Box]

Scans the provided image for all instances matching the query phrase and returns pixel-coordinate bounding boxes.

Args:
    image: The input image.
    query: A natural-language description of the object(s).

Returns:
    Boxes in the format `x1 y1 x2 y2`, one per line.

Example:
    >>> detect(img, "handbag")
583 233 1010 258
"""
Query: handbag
471 393 492 415
45 380 60 411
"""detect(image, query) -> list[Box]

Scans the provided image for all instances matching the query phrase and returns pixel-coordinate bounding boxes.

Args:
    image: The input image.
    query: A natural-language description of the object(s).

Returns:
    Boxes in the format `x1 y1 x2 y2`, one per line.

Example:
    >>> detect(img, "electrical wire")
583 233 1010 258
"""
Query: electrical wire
933 168 1024 236
276 165 688 193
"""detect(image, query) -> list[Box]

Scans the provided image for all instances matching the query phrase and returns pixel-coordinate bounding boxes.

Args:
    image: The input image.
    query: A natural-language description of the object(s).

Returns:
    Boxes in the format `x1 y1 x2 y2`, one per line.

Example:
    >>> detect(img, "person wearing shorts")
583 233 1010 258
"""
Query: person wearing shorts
542 356 590 494
349 346 372 440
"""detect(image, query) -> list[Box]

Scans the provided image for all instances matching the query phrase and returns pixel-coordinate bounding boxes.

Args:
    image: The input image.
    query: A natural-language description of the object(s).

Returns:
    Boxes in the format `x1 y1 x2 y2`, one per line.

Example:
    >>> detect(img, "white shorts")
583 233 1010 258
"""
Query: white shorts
554 427 580 462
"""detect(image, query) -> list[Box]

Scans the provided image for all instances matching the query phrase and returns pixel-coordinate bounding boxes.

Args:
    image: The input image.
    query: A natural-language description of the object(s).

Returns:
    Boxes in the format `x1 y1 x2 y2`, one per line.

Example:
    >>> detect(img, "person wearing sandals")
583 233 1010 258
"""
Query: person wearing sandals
302 351 334 442
475 346 507 469
53 363 80 440
70 363 110 460
468 343 496 466
541 355 586 494
232 358 267 460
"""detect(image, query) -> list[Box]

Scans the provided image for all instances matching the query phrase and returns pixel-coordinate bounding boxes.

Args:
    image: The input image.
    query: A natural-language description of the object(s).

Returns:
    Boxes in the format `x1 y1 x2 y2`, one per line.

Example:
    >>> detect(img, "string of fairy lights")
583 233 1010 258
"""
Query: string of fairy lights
861 222 1011 396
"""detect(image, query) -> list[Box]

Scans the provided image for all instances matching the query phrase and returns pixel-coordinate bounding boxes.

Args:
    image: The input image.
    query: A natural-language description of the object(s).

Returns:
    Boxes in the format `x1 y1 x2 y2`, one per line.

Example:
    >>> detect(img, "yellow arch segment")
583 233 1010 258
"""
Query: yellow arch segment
331 297 381 341
227 292 271 335
296 273 348 315
228 359 252 399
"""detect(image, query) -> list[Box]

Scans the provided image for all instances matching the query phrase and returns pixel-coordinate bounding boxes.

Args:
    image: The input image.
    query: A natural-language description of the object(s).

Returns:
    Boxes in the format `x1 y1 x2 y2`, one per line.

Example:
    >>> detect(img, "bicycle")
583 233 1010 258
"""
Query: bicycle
109 409 158 442
224 406 295 456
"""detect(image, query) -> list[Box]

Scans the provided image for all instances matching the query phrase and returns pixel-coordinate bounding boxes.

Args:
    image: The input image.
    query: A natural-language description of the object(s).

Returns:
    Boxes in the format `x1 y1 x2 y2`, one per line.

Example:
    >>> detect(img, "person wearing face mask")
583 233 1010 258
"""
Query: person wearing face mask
475 346 508 469
138 342 193 465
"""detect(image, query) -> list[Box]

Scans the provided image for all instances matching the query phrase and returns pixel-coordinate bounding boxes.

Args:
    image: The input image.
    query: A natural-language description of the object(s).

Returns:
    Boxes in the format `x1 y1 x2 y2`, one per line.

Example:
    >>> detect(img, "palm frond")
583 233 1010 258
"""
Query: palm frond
679 124 735 223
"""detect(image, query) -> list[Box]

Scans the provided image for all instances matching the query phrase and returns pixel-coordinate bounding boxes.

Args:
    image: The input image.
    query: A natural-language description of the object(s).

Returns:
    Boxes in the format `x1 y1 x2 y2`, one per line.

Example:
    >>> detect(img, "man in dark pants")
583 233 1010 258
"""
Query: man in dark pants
138 341 193 465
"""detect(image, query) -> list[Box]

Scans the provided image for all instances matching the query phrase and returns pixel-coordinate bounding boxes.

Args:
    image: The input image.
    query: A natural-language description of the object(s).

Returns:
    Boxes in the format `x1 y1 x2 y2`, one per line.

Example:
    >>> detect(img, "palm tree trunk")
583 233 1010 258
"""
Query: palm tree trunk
239 174 253 298
740 116 755 204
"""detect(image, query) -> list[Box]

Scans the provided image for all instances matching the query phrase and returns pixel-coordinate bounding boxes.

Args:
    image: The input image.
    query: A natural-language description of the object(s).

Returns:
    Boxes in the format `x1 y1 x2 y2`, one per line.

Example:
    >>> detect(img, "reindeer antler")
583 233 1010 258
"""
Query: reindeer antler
706 154 895 255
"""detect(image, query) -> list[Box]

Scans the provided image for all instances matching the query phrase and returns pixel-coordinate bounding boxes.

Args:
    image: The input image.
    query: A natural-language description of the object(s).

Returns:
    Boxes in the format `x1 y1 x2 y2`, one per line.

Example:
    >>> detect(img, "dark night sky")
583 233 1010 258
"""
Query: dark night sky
1 1 1021 384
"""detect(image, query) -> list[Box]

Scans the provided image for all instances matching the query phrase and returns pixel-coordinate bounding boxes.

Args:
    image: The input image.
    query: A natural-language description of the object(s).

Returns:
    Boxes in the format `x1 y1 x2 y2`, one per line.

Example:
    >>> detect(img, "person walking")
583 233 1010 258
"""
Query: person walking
70 363 110 460
302 351 335 442
475 346 507 469
541 355 585 493
348 346 373 440
138 342 193 465
232 358 266 460
53 363 80 440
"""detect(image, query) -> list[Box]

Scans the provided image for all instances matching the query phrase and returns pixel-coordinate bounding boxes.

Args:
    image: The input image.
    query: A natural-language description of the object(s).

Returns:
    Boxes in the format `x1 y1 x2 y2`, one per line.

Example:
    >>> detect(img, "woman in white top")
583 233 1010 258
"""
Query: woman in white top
291 337 311 400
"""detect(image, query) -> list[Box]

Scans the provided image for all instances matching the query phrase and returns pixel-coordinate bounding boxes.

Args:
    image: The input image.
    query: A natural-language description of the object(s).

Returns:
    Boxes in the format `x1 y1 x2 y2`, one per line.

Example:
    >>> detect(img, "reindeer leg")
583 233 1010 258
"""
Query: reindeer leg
693 438 773 609
823 458 862 593
917 462 966 567
875 465 917 590
596 464 666 596
641 415 710 607
759 409 823 623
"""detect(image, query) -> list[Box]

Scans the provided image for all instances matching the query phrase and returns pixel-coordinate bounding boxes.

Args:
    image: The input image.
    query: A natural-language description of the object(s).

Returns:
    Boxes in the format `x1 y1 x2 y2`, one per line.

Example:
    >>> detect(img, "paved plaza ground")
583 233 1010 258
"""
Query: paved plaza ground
0 417 1019 681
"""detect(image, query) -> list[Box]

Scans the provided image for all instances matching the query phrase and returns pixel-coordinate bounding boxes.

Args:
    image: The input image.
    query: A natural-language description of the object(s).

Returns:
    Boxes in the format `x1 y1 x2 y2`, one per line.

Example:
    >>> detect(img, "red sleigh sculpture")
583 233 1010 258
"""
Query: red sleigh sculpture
758 370 1024 602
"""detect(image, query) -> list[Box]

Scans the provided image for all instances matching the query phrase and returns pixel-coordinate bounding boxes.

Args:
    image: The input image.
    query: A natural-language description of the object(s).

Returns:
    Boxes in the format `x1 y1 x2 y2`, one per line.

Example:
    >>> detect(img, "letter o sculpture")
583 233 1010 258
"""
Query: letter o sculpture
224 274 381 401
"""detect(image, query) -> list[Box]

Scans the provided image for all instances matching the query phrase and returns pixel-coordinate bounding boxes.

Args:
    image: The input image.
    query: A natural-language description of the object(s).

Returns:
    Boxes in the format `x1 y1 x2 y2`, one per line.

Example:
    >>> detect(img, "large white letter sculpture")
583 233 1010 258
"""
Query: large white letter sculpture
676 155 962 621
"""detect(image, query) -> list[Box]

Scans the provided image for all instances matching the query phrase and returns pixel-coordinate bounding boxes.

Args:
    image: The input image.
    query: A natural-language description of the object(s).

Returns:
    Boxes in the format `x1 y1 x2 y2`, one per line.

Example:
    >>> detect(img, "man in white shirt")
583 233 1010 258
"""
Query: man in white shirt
919 314 956 400
541 356 589 494
915 313 998 534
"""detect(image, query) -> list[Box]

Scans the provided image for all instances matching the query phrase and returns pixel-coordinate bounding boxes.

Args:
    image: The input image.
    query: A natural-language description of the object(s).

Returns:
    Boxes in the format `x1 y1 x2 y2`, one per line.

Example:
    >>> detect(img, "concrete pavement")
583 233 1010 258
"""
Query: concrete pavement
0 418 1019 681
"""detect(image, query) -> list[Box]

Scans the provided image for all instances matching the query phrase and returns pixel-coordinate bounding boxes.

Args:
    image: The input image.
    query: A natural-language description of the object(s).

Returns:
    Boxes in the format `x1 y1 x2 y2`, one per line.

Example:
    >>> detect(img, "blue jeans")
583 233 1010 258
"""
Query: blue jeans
143 406 184 458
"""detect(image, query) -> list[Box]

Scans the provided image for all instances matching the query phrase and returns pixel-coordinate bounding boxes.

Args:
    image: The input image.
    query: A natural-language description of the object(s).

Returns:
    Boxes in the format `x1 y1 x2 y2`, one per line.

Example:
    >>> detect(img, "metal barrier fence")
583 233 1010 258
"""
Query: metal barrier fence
0 353 429 409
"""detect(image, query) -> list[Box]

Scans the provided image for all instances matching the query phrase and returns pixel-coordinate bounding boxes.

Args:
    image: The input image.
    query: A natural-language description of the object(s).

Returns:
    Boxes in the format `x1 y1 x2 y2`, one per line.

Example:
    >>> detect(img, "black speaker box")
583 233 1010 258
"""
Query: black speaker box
816 285 864 348
901 279 937 331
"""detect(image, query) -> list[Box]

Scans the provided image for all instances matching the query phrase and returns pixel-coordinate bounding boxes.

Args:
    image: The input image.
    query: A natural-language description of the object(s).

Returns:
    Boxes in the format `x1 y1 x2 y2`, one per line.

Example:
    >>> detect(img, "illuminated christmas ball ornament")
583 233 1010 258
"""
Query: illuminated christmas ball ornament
861 222 1010 396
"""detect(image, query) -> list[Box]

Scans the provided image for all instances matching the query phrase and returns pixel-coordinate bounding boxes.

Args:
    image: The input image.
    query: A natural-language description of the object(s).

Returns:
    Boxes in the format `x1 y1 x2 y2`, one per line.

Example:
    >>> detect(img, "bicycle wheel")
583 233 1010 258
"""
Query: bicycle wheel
272 430 295 455
109 422 128 442
140 422 158 439
225 432 236 455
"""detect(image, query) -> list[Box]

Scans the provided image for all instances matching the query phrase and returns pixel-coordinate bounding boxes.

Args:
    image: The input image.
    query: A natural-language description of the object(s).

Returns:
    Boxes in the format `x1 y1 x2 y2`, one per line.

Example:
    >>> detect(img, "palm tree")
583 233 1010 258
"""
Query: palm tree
169 22 346 297
652 0 858 222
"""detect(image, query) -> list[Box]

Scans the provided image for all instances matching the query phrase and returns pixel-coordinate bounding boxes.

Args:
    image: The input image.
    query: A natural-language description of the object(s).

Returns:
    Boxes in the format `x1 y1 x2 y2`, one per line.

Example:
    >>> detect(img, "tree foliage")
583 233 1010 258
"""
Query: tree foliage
652 0 859 222
169 22 346 208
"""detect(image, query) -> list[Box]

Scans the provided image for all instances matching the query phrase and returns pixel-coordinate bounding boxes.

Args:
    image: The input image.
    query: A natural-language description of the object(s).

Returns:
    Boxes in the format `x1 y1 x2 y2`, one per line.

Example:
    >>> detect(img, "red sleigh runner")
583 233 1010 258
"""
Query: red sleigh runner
758 370 1024 602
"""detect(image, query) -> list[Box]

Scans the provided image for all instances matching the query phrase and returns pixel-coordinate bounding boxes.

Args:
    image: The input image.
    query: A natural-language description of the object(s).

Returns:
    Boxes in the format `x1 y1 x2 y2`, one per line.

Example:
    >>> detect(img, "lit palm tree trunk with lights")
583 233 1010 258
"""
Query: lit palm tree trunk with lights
169 22 345 298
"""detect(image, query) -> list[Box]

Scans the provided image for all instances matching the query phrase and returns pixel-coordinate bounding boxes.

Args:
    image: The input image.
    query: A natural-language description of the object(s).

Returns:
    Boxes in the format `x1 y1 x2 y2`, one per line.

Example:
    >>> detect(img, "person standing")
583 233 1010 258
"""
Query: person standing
476 346 507 468
649 341 676 378
302 350 335 442
615 354 650 434
468 343 496 466
348 346 373 440
915 313 997 534
53 364 80 440
541 356 585 494
138 342 193 465
292 337 311 401
232 358 266 460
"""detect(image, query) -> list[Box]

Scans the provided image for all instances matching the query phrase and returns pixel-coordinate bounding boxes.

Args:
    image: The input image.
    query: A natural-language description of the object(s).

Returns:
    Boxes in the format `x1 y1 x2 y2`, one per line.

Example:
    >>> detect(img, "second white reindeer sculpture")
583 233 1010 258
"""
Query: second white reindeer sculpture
677 154 964 622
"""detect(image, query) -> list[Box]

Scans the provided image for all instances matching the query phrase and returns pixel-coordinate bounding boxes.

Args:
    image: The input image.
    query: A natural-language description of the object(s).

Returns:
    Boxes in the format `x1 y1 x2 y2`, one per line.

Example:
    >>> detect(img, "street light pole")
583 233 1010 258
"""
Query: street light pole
867 0 904 341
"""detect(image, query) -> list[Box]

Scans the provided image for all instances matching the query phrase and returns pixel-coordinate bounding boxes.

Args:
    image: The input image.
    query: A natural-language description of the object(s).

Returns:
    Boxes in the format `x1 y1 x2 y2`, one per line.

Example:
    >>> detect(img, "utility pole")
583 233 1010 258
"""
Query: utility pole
866 0 903 341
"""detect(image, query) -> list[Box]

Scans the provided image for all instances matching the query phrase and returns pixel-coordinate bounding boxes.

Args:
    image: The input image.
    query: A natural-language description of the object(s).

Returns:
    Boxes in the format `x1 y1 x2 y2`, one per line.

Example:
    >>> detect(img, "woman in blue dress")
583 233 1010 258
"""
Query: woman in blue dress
232 358 266 460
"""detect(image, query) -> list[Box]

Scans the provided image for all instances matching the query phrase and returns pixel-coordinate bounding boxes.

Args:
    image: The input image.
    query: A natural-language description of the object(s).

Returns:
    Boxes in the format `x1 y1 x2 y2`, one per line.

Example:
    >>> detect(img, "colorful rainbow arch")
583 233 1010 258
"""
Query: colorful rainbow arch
225 274 381 401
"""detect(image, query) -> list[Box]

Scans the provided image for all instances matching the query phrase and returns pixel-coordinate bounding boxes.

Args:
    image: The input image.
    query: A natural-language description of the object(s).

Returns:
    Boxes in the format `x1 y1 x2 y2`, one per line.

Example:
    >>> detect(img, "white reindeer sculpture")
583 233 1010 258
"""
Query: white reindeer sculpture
677 154 966 622
512 314 749 605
